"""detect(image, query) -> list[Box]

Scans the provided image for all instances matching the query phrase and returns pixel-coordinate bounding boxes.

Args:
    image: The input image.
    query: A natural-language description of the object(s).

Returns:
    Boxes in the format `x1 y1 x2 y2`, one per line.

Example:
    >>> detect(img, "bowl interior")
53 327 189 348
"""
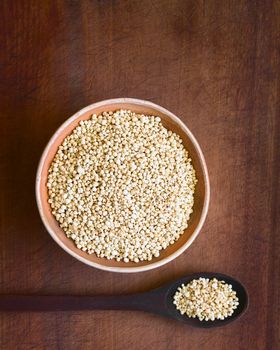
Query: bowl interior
37 100 209 270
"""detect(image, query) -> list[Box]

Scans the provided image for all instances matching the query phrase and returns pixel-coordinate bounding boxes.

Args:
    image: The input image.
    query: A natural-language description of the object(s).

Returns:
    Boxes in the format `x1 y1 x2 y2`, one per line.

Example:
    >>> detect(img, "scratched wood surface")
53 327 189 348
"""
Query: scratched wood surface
0 1 279 349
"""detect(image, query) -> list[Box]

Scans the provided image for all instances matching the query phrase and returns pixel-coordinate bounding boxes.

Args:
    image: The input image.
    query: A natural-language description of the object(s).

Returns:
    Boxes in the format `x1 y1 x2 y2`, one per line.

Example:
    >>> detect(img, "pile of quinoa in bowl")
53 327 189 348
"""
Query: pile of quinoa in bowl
46 109 198 263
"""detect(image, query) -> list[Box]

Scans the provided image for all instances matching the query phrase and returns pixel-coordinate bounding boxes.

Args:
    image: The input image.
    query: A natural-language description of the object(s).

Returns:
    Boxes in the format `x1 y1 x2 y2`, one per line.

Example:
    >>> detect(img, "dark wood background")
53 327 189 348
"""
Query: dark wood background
0 1 279 349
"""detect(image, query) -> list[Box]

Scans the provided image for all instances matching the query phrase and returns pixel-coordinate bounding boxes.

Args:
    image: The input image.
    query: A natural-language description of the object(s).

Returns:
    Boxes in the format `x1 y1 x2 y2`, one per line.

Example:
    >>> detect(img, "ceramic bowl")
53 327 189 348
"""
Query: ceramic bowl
36 98 210 272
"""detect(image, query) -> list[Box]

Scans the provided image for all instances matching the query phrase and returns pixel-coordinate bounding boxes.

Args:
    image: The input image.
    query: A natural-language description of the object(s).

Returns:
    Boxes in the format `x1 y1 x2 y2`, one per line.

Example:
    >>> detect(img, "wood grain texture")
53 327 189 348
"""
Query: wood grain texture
0 0 279 349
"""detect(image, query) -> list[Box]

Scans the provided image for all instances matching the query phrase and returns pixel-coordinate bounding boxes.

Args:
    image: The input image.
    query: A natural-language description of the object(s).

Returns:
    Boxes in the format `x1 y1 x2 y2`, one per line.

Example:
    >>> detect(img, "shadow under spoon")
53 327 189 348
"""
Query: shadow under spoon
0 272 248 328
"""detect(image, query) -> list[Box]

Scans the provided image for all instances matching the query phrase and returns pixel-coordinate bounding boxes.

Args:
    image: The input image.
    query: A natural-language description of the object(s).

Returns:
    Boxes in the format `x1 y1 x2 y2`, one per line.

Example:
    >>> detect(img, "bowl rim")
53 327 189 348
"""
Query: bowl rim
35 98 210 273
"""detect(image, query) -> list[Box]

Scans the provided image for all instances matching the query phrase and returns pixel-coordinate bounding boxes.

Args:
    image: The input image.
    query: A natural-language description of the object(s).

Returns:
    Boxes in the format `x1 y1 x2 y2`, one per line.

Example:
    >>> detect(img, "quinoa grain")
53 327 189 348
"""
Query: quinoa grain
47 110 197 262
173 278 239 321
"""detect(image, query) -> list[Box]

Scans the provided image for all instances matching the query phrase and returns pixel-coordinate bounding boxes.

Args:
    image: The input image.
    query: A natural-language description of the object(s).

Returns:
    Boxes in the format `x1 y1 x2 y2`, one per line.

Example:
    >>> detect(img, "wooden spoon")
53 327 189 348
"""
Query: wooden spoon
0 272 248 328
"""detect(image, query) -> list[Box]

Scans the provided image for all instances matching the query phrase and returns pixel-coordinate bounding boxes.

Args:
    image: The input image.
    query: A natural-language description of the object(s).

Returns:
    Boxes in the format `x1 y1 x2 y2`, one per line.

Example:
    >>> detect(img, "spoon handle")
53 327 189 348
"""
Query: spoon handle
0 292 165 314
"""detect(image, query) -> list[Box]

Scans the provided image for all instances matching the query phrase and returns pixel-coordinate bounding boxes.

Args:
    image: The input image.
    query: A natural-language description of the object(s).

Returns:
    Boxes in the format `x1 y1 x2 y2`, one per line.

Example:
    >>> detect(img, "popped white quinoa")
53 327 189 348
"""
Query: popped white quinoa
173 278 239 321
47 110 197 262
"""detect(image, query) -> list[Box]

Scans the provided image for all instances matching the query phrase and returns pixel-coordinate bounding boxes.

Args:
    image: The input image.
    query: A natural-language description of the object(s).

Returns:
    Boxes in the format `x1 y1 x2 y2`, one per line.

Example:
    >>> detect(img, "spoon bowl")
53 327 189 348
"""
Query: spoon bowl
161 272 249 328
0 272 248 328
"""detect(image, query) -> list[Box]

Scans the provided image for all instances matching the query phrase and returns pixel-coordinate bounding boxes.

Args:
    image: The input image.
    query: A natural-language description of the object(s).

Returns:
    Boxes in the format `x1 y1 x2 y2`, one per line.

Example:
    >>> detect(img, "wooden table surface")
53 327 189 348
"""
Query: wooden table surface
0 1 279 349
